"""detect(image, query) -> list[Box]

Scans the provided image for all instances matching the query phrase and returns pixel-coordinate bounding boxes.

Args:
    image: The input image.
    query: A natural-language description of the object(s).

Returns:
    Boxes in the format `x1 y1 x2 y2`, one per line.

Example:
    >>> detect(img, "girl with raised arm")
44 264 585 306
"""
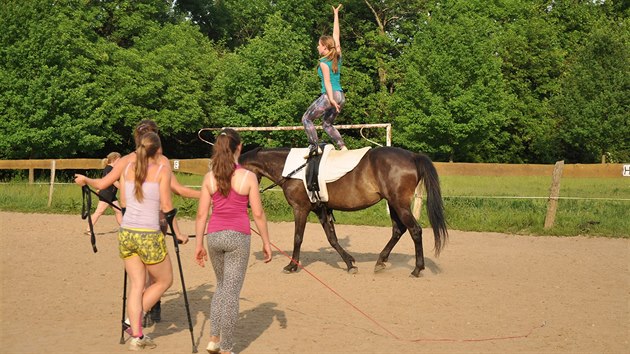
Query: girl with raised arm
302 4 347 157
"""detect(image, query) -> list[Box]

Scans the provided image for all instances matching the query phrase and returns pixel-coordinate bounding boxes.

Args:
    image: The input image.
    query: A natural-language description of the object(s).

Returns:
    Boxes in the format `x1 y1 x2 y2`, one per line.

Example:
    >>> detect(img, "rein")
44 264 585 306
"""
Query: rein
81 185 122 253
260 161 308 193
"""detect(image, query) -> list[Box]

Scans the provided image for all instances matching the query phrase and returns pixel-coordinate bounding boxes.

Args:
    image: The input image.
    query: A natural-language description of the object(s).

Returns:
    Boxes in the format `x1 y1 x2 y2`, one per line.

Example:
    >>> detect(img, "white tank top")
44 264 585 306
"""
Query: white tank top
121 163 164 231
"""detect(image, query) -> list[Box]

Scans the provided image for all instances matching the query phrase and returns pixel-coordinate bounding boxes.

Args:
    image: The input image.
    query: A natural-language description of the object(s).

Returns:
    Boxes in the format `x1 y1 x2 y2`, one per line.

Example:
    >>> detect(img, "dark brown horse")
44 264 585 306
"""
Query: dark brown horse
239 146 448 277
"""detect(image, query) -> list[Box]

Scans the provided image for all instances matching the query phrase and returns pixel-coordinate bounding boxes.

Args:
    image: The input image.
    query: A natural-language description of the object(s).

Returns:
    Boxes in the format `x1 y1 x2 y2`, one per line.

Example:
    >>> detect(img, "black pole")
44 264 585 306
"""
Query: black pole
81 185 98 253
164 209 197 353
117 203 128 344
119 270 128 344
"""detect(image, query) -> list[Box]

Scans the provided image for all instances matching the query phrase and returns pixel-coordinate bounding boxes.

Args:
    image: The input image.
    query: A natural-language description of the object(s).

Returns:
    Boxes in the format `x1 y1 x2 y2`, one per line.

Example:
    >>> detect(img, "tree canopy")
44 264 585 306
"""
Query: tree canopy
1 0 628 163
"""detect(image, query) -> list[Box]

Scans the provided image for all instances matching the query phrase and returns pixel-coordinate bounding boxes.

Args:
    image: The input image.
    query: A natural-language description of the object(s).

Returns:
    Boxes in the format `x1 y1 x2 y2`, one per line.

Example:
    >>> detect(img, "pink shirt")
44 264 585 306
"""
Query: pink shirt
206 167 251 235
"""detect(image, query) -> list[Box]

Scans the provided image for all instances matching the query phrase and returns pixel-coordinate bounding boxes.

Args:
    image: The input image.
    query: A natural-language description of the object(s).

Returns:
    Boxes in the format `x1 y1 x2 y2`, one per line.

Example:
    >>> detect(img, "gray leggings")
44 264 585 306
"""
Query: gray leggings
207 230 251 352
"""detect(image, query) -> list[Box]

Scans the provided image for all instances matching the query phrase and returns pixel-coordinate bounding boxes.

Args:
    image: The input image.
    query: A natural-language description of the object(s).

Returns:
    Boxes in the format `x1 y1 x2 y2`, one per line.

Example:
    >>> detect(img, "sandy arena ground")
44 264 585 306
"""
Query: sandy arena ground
0 211 628 353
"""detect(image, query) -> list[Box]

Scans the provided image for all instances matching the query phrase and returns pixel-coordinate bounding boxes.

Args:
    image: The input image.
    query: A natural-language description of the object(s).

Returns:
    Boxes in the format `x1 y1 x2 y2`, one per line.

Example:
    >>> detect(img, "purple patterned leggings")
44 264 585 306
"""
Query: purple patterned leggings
301 91 346 148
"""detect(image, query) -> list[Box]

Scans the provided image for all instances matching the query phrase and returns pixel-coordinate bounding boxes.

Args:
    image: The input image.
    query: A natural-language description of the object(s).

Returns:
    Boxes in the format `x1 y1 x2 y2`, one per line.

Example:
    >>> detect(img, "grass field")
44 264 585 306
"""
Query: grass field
0 173 628 237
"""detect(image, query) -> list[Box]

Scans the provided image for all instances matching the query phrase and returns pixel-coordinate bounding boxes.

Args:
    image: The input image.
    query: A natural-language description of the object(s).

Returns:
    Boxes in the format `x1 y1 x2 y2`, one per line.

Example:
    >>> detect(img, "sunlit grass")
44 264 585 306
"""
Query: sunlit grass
0 173 628 237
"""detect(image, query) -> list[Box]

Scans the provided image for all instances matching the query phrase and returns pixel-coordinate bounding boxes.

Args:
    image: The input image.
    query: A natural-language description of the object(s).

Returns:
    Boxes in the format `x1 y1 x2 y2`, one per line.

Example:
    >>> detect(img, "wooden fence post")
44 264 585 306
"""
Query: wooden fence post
544 160 564 229
29 168 34 184
47 160 56 207
412 183 424 220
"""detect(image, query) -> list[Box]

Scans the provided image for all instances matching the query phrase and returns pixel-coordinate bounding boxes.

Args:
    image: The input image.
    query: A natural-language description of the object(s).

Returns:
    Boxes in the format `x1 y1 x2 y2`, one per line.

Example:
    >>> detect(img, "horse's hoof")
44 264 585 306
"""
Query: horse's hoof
374 263 386 273
283 267 297 274
410 270 421 278
348 267 358 274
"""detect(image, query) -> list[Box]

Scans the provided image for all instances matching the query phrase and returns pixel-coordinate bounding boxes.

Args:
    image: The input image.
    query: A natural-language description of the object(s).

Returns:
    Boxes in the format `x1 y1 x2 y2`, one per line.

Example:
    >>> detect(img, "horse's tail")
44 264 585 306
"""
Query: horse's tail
415 153 448 256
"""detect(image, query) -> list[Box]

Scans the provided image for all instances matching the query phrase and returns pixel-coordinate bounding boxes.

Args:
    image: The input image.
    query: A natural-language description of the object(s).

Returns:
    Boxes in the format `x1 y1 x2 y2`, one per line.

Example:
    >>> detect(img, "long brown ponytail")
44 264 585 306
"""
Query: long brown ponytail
134 132 161 202
211 128 241 197
319 35 340 73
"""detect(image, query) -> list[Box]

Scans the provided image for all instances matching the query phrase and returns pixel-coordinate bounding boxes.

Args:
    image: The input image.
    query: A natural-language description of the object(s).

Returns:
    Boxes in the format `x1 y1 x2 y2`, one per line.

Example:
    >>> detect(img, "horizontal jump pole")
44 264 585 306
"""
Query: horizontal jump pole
199 124 392 147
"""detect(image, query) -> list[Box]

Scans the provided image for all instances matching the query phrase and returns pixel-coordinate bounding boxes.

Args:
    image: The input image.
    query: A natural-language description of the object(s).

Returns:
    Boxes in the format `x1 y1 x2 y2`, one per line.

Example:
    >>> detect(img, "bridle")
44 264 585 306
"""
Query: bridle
259 161 308 193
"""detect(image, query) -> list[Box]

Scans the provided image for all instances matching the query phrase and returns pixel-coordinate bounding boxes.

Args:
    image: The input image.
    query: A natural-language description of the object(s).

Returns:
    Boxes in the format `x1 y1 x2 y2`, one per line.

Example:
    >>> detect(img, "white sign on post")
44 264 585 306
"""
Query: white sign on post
173 160 180 170
623 165 630 177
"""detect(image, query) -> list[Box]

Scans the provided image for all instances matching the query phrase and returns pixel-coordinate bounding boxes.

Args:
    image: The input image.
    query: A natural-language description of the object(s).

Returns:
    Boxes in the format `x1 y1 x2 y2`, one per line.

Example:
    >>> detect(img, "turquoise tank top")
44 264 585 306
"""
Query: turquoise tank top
318 57 343 93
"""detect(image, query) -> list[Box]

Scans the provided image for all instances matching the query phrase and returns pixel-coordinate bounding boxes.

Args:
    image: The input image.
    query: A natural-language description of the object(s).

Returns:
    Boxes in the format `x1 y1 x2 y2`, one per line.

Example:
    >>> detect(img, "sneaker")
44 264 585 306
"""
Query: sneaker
129 335 157 351
206 341 220 354
303 145 322 159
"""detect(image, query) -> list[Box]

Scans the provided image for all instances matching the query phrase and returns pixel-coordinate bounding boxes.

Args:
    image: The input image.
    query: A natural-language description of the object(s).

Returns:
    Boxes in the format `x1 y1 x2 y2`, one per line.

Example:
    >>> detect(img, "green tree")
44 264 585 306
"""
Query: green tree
494 2 565 163
174 0 272 49
1 1 118 159
90 0 177 48
391 2 513 162
552 15 629 163
1 0 626 163
208 13 313 146
0 0 219 159
101 21 219 157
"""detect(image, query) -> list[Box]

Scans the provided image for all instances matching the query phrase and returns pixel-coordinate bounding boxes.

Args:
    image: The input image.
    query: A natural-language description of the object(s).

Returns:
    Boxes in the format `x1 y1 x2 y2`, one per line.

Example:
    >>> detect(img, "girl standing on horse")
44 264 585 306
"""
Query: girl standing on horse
302 4 347 157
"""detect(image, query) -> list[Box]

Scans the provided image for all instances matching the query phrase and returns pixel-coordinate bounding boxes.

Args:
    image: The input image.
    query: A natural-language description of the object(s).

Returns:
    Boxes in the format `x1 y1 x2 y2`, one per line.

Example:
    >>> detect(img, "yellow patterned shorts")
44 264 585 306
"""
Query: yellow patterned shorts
118 228 167 264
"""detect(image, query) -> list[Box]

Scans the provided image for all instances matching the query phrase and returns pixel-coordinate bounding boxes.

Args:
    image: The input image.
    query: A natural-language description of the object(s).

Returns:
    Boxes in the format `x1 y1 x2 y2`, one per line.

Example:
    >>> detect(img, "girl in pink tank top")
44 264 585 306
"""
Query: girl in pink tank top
194 129 272 353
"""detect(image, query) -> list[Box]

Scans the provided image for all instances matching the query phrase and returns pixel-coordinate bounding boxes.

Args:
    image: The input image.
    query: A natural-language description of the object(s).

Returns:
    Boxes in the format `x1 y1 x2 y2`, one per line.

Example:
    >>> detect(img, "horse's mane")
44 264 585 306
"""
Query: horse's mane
244 146 262 155
239 146 291 166
242 146 291 155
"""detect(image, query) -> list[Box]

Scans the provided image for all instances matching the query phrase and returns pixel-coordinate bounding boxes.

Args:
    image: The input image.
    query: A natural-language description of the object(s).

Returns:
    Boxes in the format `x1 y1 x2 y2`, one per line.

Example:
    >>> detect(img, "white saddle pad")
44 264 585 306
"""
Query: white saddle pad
282 145 371 202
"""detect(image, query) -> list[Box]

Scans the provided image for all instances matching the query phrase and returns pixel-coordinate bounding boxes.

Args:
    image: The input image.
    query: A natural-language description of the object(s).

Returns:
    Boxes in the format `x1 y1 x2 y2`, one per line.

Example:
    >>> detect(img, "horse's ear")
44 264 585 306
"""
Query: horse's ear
239 146 261 164
242 144 261 154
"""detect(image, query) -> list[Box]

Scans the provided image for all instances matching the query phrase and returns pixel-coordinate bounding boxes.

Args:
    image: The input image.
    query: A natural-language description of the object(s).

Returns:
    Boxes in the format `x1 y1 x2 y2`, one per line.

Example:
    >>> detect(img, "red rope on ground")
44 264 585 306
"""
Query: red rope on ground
251 228 546 343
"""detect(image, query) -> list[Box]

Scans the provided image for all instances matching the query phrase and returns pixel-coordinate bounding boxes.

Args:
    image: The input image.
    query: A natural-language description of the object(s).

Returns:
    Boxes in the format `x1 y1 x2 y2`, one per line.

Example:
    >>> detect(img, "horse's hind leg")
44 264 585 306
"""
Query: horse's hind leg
394 206 425 277
316 206 357 274
375 206 407 273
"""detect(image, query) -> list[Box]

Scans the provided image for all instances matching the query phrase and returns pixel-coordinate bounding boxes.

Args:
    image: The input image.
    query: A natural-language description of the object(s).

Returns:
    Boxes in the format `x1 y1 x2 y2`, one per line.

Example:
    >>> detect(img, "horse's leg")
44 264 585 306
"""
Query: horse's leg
316 206 357 274
284 208 309 273
374 206 407 273
391 205 425 277
409 224 425 277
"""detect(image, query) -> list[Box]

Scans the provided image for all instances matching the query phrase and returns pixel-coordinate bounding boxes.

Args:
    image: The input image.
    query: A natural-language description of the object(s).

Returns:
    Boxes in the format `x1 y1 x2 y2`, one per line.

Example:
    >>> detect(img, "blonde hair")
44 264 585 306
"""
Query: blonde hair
319 35 340 73
133 132 161 202
104 152 121 165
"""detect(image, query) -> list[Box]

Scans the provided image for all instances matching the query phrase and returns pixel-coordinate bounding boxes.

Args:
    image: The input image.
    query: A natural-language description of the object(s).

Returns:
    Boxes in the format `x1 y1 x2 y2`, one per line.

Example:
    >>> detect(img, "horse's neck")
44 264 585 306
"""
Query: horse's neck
262 151 289 183
252 161 283 183
243 149 288 183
